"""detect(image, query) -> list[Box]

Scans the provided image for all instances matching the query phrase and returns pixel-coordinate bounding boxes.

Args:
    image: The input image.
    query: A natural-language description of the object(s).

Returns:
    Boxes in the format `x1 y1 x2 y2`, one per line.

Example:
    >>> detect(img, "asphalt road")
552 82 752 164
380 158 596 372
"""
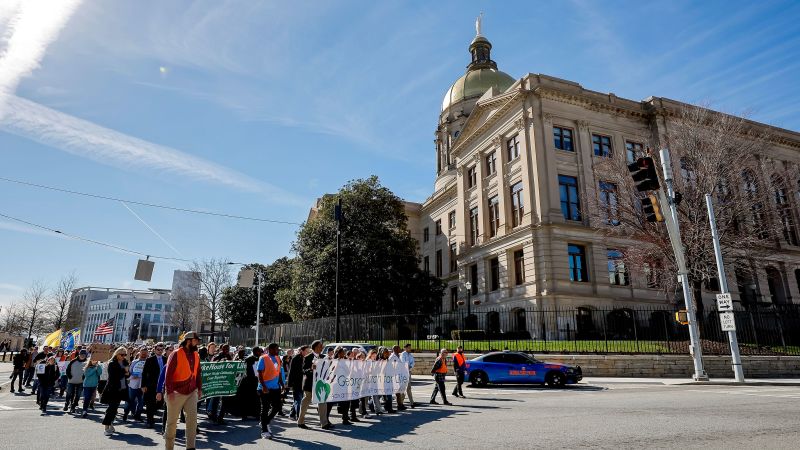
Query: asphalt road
1 375 798 449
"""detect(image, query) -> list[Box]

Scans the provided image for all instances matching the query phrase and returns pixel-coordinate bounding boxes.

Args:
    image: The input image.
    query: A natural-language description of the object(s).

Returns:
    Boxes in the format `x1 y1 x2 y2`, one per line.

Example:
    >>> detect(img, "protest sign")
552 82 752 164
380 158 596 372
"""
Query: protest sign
200 361 246 400
312 358 409 405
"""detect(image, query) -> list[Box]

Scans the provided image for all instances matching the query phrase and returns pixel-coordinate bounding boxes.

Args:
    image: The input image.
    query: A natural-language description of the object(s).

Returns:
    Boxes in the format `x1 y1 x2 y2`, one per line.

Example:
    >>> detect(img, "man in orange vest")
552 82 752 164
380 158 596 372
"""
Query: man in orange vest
452 346 466 398
257 342 285 440
429 348 452 405
163 331 202 450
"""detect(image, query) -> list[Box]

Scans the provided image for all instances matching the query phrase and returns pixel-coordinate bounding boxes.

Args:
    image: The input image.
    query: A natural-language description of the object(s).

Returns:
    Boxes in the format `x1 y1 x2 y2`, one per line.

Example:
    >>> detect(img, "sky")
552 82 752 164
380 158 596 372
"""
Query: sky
1 0 799 306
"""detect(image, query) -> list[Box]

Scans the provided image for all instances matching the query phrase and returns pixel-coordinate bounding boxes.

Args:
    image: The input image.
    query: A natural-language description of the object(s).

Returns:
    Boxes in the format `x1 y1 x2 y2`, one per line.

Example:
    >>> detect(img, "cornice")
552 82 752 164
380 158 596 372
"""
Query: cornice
421 182 457 212
450 90 525 158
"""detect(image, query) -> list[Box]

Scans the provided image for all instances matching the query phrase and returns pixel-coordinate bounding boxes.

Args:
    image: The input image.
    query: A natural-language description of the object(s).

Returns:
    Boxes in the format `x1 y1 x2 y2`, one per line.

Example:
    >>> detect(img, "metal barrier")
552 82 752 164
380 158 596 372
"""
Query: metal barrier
228 305 800 356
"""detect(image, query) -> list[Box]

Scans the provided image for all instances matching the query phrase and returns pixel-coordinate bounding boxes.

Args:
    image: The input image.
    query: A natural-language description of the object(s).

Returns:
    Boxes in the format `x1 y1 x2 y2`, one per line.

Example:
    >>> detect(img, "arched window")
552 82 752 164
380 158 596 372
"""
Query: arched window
576 307 596 339
766 266 787 304
510 308 527 332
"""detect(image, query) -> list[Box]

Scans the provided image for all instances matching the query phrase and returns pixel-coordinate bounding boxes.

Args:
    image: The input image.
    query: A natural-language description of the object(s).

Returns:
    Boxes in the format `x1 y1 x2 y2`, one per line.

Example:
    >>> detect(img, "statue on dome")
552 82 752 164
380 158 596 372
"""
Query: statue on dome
475 12 483 36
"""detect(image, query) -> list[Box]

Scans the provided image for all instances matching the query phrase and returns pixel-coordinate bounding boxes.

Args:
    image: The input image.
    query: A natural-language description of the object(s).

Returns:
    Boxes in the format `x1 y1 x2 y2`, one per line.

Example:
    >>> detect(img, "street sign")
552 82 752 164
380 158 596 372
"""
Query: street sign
716 293 733 311
719 312 736 331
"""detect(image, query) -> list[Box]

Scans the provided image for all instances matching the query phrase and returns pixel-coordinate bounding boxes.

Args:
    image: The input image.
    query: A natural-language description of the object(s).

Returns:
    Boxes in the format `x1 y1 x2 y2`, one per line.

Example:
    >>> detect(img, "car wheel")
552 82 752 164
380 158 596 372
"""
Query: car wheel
470 371 488 388
545 371 565 388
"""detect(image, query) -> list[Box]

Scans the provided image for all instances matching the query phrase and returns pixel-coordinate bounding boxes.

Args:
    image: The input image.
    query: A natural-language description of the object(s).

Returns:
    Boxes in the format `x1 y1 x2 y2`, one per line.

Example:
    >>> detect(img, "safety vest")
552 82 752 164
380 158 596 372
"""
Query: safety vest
453 352 466 367
258 354 281 385
171 347 200 383
434 357 448 374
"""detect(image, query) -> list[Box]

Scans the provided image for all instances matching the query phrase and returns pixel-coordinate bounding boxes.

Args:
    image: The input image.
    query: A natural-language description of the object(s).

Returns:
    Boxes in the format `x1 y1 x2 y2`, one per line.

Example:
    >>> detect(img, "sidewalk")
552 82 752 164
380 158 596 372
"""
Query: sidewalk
582 376 800 386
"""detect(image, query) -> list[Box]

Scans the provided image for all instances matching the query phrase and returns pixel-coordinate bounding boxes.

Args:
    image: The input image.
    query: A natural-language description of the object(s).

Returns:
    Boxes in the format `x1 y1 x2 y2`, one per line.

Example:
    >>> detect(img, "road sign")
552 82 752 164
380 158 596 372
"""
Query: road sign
716 293 733 311
719 312 736 331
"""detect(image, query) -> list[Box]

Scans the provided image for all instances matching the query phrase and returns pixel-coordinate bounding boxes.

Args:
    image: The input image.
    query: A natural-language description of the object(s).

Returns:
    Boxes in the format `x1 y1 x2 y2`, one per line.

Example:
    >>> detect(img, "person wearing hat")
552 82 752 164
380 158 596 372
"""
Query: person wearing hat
64 349 88 413
163 331 203 450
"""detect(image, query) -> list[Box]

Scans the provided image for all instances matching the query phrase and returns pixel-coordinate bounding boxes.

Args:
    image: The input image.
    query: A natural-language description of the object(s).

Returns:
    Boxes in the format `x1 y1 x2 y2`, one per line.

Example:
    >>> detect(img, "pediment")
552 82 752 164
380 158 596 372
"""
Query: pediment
452 87 522 154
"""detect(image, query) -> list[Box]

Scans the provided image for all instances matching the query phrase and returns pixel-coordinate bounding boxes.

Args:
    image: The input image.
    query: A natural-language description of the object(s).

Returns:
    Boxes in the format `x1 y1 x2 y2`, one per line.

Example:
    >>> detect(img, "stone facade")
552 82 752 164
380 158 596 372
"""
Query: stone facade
413 29 800 323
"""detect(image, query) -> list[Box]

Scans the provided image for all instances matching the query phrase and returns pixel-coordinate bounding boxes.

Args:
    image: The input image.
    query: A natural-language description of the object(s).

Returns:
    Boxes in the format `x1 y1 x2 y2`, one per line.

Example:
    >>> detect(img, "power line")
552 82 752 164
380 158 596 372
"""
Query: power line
0 211 192 262
0 176 302 225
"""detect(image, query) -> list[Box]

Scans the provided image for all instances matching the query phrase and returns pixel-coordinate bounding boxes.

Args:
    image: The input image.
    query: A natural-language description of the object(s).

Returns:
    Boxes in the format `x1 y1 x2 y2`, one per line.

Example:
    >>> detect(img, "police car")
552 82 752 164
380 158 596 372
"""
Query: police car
464 351 582 388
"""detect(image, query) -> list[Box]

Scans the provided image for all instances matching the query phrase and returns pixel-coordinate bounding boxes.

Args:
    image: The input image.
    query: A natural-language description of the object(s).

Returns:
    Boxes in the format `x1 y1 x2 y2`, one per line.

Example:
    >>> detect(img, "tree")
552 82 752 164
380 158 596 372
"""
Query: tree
0 302 27 335
221 259 294 328
588 105 781 317
167 292 196 336
292 176 445 320
189 259 232 341
48 271 78 331
22 281 49 344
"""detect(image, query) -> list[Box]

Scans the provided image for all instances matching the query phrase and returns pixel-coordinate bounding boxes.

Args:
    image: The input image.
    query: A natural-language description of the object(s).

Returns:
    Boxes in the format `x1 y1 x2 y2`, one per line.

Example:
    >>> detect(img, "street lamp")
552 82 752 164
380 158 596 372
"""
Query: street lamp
465 281 472 328
229 262 260 347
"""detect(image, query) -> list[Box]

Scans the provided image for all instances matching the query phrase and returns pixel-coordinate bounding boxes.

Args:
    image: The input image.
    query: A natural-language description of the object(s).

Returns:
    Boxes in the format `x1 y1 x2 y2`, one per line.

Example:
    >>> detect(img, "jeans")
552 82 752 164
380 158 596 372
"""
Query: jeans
9 369 23 391
31 378 39 394
206 396 220 418
39 386 54 410
24 367 34 386
125 387 143 418
58 376 67 396
165 390 198 450
82 386 97 411
291 389 303 417
259 389 282 432
65 383 83 410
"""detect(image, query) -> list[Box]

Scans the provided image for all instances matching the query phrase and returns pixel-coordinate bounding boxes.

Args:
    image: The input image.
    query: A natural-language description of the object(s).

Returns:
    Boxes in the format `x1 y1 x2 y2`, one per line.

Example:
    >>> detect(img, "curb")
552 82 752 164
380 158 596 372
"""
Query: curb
673 381 800 387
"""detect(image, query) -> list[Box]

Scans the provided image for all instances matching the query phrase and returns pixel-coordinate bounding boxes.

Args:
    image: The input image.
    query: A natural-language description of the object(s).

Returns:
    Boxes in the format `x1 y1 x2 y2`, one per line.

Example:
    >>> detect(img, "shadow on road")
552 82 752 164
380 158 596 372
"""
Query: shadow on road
467 384 606 392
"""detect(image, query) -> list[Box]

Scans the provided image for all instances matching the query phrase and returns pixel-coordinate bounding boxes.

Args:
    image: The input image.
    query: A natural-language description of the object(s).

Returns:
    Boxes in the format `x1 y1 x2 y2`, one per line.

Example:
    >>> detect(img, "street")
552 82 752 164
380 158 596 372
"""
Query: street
1 372 798 449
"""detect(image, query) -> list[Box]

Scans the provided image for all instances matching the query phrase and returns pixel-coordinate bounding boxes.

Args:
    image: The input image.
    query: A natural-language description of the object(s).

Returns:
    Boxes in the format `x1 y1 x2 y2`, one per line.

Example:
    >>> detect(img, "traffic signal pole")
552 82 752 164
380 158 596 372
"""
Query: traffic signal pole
658 148 708 381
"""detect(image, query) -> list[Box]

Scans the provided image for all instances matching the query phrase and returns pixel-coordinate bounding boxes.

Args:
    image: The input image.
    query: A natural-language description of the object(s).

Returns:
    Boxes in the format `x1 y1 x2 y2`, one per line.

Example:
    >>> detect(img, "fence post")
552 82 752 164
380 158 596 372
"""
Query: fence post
602 311 609 353
749 310 759 347
662 311 671 353
633 310 640 353
775 312 787 353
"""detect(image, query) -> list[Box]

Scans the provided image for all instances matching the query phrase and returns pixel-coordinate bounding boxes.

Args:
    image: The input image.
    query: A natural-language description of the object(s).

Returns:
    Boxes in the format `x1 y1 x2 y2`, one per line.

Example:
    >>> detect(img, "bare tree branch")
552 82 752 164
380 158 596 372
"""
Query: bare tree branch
189 258 232 341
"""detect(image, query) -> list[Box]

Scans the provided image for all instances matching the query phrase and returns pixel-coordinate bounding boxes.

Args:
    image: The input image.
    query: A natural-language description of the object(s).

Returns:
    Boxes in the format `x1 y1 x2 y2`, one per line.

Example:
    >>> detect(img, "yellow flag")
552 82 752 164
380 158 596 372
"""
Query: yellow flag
179 331 186 342
43 329 63 347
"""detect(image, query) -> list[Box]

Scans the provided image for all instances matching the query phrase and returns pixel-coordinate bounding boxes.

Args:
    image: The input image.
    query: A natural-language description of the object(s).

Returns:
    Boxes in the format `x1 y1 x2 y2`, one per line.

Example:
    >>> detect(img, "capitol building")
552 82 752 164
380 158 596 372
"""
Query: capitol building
407 21 800 327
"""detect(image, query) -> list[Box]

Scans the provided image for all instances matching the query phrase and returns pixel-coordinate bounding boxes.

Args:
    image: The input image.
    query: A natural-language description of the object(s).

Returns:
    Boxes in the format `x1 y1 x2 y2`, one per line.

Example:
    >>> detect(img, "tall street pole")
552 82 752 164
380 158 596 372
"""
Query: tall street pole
658 148 708 381
335 198 342 342
255 270 262 348
705 194 745 382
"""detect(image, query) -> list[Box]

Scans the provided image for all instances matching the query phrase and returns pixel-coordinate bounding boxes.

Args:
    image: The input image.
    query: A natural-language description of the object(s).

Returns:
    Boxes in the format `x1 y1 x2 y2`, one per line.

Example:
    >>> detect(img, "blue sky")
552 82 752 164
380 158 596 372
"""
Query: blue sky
1 0 799 305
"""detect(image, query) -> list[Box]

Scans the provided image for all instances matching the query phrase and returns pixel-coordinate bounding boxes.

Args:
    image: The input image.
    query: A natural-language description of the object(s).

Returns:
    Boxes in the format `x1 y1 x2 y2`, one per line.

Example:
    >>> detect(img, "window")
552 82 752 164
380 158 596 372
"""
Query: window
488 195 500 237
153 314 161 322
146 303 153 310
435 250 443 277
773 175 798 245
450 286 458 311
568 244 588 282
607 249 629 286
469 264 479 294
599 181 619 225
423 227 429 242
680 157 696 187
469 207 480 246
435 219 442 236
553 126 574 151
592 134 612 157
559 175 581 221
449 243 458 273
117 302 128 310
467 166 477 189
423 256 430 273
513 249 525 285
448 210 456 229
485 151 497 176
625 141 643 163
135 303 143 311
511 182 524 227
643 260 661 288
507 134 520 161
490 257 500 291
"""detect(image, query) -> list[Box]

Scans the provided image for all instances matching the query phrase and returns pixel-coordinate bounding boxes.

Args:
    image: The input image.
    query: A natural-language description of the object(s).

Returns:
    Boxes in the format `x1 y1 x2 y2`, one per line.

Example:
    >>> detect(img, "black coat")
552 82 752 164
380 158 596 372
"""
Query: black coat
235 354 260 418
101 360 128 403
141 355 165 394
37 364 59 387
301 353 316 392
287 353 305 390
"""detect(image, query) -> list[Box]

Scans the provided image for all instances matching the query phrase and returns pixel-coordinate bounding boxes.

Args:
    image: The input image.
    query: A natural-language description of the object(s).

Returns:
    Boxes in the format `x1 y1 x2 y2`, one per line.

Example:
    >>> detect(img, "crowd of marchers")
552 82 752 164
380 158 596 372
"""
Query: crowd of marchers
8 334 470 449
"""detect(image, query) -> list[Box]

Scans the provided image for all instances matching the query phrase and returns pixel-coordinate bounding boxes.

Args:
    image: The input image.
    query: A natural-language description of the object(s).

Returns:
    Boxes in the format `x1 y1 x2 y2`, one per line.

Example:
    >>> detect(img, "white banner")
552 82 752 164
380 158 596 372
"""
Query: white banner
312 358 409 405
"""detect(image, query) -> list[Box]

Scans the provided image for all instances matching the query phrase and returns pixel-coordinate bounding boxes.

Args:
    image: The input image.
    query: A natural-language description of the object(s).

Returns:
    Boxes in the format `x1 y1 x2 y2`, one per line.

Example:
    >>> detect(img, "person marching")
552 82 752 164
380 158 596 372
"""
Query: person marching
81 357 102 418
10 348 27 393
64 349 88 413
163 331 203 450
399 344 416 407
101 346 130 436
142 342 167 428
452 346 466 398
287 345 309 421
297 340 322 429
257 342 285 440
430 348 452 405
37 355 60 415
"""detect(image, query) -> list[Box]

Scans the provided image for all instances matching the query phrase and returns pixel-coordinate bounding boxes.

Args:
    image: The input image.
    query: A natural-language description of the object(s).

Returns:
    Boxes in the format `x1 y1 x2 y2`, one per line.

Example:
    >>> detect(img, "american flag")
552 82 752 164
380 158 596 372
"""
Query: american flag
94 318 115 336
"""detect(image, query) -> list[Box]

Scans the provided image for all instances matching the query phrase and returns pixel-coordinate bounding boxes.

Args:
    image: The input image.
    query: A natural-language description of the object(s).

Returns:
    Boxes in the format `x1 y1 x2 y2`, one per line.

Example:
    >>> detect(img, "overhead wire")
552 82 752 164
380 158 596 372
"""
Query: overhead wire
0 211 192 262
0 176 302 225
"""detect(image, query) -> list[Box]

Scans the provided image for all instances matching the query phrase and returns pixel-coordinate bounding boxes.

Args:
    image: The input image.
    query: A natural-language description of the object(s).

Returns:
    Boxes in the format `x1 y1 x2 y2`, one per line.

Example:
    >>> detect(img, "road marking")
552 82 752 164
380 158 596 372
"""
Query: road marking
693 388 800 399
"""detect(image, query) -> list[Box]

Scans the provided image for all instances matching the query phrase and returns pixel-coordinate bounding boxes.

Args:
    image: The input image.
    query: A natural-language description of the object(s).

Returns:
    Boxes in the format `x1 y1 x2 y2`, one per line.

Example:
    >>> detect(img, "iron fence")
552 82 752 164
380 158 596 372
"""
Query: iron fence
228 305 800 356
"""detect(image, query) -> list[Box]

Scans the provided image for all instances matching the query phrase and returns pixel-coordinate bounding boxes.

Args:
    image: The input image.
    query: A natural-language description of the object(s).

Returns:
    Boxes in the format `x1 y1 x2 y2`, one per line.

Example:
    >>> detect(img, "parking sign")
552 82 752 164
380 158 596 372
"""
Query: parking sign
719 311 736 331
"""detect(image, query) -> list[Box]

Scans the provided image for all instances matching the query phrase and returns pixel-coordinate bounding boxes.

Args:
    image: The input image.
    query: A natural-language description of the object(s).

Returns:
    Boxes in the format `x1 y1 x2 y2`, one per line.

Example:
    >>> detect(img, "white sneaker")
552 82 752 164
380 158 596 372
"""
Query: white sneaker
104 426 113 436
261 431 271 440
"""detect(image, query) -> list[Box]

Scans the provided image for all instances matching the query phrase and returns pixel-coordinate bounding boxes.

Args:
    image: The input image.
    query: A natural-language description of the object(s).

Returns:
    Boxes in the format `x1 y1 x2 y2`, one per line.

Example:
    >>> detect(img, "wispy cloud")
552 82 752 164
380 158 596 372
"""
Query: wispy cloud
1 94 306 206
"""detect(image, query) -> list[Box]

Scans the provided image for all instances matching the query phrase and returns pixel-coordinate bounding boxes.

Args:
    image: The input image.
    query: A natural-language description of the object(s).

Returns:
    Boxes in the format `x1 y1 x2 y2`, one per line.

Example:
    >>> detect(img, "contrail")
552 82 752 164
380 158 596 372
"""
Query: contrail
119 201 186 259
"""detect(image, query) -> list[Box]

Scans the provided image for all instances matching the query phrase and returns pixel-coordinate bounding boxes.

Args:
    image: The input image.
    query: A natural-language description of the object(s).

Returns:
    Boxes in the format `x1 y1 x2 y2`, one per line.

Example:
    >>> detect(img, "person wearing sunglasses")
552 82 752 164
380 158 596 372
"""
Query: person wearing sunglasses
101 346 130 436
142 343 167 428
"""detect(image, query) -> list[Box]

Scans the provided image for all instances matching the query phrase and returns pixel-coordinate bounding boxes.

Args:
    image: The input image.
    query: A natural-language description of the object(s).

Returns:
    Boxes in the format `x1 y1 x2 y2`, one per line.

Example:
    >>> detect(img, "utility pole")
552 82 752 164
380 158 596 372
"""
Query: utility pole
334 198 342 342
705 194 745 382
255 270 262 347
658 148 708 381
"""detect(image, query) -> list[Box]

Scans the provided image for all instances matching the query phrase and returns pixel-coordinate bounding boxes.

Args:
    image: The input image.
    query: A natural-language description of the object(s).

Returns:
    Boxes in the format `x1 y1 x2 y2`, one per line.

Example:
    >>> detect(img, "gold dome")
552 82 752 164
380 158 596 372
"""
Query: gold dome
441 68 515 112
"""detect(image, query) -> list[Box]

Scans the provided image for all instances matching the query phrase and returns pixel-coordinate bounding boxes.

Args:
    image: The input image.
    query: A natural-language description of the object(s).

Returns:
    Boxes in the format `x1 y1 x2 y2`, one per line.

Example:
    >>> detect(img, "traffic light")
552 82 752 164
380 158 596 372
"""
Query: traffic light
627 157 660 192
641 194 664 222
